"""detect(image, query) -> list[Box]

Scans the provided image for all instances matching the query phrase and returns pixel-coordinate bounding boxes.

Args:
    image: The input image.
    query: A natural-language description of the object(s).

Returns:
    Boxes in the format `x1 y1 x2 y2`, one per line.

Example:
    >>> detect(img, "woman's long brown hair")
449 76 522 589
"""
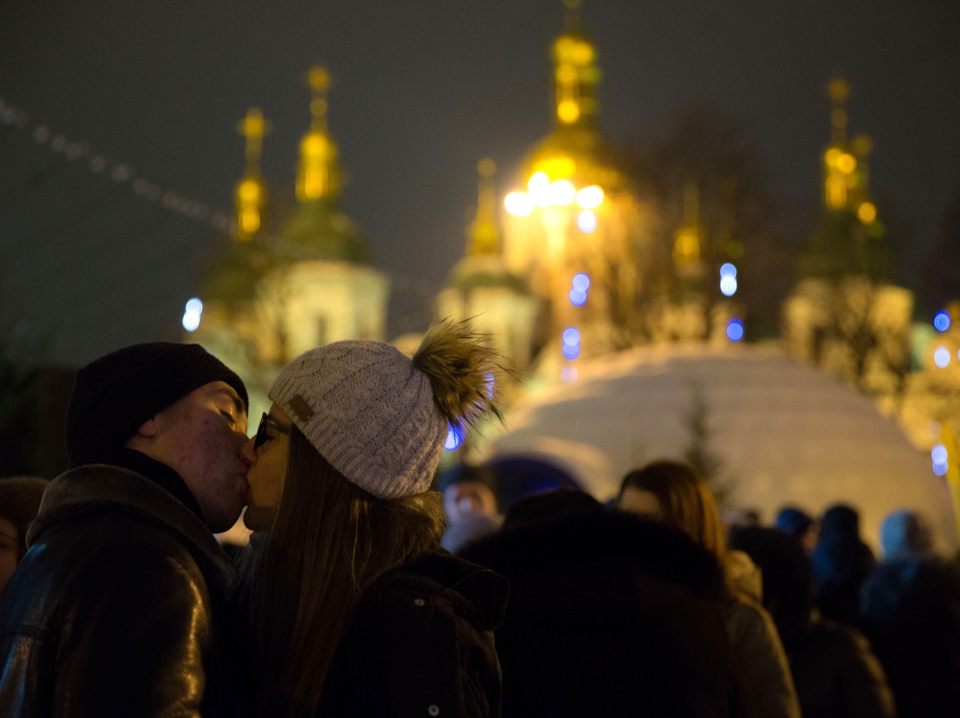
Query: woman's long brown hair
246 427 446 718
619 461 734 600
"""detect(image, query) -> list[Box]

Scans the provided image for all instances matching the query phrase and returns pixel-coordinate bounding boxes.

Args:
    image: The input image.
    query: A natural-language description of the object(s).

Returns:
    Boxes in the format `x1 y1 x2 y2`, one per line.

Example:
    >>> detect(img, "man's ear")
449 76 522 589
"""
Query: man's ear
135 418 160 439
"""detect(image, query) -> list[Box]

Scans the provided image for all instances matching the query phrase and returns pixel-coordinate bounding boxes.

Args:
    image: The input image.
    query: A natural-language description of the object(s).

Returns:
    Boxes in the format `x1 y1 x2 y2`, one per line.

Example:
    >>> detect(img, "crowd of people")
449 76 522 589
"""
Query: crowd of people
0 323 958 717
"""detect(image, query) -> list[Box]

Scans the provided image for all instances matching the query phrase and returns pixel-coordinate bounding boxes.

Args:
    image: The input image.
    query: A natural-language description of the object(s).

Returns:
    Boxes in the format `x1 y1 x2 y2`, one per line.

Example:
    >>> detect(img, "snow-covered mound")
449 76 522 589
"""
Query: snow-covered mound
478 344 959 553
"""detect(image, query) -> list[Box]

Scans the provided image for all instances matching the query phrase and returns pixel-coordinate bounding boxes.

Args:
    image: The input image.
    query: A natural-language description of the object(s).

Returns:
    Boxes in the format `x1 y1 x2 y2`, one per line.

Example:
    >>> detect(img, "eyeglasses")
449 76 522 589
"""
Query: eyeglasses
253 412 292 450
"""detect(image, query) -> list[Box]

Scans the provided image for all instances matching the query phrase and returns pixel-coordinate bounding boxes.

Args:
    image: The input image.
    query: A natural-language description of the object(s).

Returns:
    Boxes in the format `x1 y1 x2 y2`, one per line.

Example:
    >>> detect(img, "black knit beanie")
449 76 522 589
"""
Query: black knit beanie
65 343 249 467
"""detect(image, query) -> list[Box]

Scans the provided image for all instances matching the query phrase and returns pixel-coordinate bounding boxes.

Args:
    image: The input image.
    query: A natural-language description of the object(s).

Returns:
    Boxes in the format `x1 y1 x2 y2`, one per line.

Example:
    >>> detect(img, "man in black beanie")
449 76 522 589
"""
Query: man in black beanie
0 342 252 718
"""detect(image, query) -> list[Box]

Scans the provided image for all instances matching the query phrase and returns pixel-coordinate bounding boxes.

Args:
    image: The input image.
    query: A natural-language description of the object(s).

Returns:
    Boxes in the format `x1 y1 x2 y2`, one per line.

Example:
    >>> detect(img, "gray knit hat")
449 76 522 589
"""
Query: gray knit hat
268 320 500 499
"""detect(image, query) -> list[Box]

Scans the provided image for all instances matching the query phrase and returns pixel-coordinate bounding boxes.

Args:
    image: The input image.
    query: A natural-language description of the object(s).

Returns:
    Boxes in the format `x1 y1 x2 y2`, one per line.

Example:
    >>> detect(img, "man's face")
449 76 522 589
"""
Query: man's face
131 381 250 533
443 481 498 522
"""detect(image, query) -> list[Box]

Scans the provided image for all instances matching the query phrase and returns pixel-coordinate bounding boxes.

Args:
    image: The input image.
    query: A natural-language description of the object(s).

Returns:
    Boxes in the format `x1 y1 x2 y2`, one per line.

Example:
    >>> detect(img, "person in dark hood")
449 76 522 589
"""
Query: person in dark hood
238 321 508 718
774 506 819 556
859 510 960 718
0 477 48 599
731 527 896 718
462 489 743 718
0 343 252 717
810 504 876 624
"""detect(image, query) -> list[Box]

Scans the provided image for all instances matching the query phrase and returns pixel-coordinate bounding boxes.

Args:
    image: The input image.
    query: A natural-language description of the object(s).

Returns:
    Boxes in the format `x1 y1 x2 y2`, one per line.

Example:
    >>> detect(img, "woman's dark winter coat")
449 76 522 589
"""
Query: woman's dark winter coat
317 552 509 718
461 511 743 718
0 462 249 718
811 506 875 623
859 556 960 718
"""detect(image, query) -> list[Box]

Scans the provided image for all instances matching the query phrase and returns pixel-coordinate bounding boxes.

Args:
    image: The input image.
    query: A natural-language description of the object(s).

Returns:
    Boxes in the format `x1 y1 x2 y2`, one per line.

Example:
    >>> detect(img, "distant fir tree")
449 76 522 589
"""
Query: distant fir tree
682 381 731 506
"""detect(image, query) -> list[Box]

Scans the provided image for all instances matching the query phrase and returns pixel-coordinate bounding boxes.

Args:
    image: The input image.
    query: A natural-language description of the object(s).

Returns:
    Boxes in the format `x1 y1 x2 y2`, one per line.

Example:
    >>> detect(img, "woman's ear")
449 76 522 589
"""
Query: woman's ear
136 418 159 439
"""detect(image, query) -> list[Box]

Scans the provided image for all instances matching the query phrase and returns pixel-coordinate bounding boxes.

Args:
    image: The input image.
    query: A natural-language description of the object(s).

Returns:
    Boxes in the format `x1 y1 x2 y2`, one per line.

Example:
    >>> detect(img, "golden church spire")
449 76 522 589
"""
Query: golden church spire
674 180 702 269
553 0 599 128
468 158 501 256
235 107 271 240
823 78 857 210
297 64 340 201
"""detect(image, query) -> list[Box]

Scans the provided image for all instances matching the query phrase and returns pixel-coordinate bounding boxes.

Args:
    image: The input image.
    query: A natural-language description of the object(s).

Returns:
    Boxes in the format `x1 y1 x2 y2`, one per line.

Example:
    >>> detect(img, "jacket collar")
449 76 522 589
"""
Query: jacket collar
28 464 237 594
372 552 510 632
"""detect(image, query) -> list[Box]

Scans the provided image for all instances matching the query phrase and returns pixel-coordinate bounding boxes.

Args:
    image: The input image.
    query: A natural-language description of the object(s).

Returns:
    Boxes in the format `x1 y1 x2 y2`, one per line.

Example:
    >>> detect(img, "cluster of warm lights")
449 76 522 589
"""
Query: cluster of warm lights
505 172 604 235
826 148 857 175
182 298 203 332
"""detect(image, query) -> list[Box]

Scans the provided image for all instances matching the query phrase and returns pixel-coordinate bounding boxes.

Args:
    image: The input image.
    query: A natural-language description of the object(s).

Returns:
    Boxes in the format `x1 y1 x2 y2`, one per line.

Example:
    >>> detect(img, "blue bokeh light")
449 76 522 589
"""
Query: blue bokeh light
932 444 948 464
572 272 591 291
934 310 951 332
726 319 744 342
444 425 463 451
720 276 738 297
562 327 581 346
577 210 597 233
562 343 581 360
720 263 737 279
934 461 949 477
934 347 951 368
569 288 587 306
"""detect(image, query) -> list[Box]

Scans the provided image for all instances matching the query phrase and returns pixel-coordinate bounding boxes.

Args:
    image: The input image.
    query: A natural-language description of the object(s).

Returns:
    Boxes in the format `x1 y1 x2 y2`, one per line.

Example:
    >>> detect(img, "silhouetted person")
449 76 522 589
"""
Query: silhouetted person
774 506 819 556
731 527 895 718
859 510 960 718
463 489 743 717
810 504 875 624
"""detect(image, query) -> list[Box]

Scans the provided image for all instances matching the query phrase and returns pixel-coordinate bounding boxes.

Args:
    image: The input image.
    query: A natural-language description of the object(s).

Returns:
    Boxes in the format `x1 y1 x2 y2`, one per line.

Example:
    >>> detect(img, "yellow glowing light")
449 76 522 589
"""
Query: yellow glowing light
571 42 594 66
857 202 877 224
825 148 842 167
826 176 847 209
238 179 261 202
836 153 857 174
550 180 576 206
535 157 576 180
505 192 534 216
240 210 260 235
576 185 604 209
557 100 580 124
556 64 578 84
528 172 553 208
303 132 330 157
674 229 700 263
555 37 576 59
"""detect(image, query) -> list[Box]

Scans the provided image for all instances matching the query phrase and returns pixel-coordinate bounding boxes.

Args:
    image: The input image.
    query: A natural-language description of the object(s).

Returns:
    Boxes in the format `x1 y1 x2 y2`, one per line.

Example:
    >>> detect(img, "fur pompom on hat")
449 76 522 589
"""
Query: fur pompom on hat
268 320 501 499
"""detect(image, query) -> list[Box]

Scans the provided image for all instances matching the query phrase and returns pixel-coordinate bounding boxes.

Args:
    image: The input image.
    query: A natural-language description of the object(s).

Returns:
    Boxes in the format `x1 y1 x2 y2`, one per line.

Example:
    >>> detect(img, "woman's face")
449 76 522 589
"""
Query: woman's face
618 488 664 522
0 517 20 597
241 403 292 531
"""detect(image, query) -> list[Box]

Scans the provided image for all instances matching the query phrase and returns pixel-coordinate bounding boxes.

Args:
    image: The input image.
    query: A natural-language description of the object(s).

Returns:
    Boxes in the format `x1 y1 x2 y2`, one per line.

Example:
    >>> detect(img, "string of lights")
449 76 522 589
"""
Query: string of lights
0 95 231 232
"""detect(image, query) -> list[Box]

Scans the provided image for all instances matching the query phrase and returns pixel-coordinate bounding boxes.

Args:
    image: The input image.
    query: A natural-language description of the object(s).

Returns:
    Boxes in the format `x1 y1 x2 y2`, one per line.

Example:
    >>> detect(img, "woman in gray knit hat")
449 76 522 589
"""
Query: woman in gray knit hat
237 321 509 718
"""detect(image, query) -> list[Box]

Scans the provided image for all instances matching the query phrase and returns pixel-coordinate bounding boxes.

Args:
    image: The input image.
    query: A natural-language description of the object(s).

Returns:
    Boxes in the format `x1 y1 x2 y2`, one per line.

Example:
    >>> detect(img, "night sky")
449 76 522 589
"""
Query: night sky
2 0 958 366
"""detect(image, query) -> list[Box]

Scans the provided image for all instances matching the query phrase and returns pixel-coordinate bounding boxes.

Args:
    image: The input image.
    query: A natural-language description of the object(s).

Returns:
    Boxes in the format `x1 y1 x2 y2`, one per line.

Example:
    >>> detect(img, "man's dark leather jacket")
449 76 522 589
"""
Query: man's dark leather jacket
0 464 246 718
